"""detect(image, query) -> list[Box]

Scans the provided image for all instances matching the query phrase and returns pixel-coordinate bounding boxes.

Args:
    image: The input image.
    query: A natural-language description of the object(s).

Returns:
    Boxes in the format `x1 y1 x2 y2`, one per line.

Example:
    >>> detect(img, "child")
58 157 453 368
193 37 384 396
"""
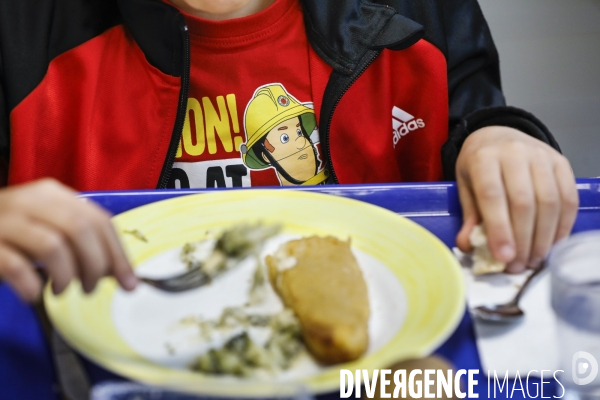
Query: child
0 0 578 301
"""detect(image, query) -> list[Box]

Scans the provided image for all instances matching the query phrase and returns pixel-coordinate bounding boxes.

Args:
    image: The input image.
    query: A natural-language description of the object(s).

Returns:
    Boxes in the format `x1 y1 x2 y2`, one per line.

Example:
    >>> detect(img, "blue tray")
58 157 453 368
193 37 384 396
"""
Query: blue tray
2 178 600 400
82 178 600 248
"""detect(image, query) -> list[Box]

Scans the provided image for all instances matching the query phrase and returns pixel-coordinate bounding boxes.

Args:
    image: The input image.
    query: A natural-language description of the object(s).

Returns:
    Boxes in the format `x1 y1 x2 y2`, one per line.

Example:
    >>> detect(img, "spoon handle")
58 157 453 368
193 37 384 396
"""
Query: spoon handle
513 262 546 304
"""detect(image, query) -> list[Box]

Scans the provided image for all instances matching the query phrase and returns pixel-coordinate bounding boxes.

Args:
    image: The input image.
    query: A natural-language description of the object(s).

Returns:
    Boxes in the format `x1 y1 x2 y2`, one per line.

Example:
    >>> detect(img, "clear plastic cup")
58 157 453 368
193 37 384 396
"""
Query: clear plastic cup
549 231 600 399
91 381 315 400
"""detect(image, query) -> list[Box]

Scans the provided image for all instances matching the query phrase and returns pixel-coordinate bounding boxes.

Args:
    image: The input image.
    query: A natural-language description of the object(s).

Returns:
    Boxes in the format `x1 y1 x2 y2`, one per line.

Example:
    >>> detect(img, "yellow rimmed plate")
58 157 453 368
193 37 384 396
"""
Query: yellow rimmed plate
44 190 464 397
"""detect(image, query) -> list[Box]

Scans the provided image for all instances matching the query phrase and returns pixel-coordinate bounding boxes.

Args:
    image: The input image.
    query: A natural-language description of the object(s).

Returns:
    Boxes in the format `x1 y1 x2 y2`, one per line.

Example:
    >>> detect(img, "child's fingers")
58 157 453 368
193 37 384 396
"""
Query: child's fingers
501 156 535 274
469 157 516 263
72 200 137 292
66 201 116 294
50 187 136 292
528 157 561 268
457 126 578 275
99 217 138 291
1 179 136 294
0 243 43 302
455 174 479 252
15 185 110 293
0 213 77 294
554 156 579 242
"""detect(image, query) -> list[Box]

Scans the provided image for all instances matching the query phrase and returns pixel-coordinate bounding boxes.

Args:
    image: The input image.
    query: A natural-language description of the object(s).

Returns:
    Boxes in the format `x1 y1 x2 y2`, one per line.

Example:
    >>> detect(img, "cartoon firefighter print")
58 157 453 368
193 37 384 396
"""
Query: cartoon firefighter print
240 84 328 186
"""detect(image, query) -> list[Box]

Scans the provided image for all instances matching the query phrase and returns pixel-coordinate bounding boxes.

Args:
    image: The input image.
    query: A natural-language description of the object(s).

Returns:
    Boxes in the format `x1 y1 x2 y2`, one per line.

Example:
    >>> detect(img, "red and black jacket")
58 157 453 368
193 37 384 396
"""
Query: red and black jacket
0 0 559 190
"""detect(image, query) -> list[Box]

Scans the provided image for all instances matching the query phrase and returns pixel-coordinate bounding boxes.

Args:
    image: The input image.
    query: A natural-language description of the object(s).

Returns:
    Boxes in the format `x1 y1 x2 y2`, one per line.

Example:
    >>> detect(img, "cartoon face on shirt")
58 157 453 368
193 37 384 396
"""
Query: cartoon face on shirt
259 117 317 184
241 83 326 186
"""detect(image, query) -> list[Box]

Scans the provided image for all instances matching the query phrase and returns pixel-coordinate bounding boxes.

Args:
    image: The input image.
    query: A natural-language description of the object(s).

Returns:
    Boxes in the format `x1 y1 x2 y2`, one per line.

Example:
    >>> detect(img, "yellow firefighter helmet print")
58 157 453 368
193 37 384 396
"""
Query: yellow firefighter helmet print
241 84 316 170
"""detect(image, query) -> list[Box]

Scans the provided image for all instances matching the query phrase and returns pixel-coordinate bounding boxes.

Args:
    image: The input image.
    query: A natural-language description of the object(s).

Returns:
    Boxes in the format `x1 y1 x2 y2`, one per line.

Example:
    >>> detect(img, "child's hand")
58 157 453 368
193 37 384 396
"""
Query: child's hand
0 179 138 301
455 126 579 273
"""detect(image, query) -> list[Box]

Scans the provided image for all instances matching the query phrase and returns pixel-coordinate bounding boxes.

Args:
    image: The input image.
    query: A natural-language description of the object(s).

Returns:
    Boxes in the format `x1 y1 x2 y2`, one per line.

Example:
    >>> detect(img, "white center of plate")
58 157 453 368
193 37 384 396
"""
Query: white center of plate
112 234 407 380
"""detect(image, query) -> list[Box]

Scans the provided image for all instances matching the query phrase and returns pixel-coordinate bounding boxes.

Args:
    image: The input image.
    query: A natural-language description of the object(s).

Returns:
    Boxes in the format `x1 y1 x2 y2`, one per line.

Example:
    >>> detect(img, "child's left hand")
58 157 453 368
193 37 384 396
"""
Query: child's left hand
455 126 579 273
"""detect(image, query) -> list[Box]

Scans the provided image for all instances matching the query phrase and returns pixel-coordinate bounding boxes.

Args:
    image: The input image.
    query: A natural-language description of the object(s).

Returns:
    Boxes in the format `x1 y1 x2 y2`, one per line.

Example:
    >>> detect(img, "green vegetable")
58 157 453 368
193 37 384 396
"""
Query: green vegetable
191 309 304 376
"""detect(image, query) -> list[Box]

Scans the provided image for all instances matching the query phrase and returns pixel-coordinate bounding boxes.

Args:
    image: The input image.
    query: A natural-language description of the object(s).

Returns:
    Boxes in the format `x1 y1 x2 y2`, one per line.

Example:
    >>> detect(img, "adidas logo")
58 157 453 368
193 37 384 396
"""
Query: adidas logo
392 106 425 148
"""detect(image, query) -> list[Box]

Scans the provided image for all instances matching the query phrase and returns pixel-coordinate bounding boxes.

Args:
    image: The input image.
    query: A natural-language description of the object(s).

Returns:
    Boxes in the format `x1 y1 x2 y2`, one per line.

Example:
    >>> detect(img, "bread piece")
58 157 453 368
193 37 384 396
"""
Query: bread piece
265 236 370 364
470 224 506 275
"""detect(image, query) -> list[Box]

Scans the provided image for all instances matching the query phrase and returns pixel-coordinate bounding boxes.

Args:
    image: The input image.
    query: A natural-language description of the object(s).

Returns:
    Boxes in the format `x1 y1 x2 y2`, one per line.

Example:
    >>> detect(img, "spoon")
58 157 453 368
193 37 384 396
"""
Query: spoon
471 262 546 323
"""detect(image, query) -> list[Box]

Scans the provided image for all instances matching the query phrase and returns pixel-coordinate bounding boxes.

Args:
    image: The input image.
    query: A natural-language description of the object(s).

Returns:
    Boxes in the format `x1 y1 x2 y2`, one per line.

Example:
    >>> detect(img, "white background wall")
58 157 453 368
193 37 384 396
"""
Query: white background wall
478 0 600 177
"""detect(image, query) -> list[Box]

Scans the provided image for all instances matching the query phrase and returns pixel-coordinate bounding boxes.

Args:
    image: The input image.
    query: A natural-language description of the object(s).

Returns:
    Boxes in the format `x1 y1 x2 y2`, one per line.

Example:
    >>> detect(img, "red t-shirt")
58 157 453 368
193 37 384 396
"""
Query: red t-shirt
168 0 327 189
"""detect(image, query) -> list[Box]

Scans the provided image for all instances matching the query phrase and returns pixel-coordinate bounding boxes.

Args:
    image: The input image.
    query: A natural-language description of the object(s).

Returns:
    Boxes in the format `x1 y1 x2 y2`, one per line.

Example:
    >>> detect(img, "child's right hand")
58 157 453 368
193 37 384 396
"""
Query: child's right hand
0 179 138 302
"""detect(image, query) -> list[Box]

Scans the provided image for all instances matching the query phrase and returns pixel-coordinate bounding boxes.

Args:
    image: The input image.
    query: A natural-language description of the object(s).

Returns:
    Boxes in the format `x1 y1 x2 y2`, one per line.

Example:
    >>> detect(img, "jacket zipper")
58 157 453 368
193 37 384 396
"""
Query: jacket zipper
321 49 382 184
157 24 191 189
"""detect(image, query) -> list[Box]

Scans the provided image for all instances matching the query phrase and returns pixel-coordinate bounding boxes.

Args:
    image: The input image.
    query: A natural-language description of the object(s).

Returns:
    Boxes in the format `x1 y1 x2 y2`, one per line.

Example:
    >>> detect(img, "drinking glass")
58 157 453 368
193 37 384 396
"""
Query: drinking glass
91 381 315 400
549 231 600 400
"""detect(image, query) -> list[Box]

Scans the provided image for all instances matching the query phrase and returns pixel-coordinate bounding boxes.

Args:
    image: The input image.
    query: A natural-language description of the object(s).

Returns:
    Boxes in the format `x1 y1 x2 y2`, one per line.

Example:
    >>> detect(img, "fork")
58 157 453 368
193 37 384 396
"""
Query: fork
138 267 212 293
137 240 229 293
136 223 280 293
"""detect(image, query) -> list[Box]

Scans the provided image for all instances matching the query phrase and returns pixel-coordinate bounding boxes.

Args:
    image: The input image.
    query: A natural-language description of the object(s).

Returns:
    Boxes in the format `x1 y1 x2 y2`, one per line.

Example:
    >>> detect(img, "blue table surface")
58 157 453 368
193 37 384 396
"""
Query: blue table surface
2 179 600 400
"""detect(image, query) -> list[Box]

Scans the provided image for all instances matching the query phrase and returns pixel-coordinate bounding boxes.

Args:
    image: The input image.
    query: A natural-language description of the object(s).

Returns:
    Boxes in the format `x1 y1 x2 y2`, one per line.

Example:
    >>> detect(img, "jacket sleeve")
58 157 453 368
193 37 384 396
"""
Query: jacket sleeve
440 0 560 180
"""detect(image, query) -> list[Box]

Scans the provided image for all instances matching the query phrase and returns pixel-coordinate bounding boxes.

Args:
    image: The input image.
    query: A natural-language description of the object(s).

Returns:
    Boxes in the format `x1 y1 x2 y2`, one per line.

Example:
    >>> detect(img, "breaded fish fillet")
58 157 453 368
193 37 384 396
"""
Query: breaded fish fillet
265 236 370 364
